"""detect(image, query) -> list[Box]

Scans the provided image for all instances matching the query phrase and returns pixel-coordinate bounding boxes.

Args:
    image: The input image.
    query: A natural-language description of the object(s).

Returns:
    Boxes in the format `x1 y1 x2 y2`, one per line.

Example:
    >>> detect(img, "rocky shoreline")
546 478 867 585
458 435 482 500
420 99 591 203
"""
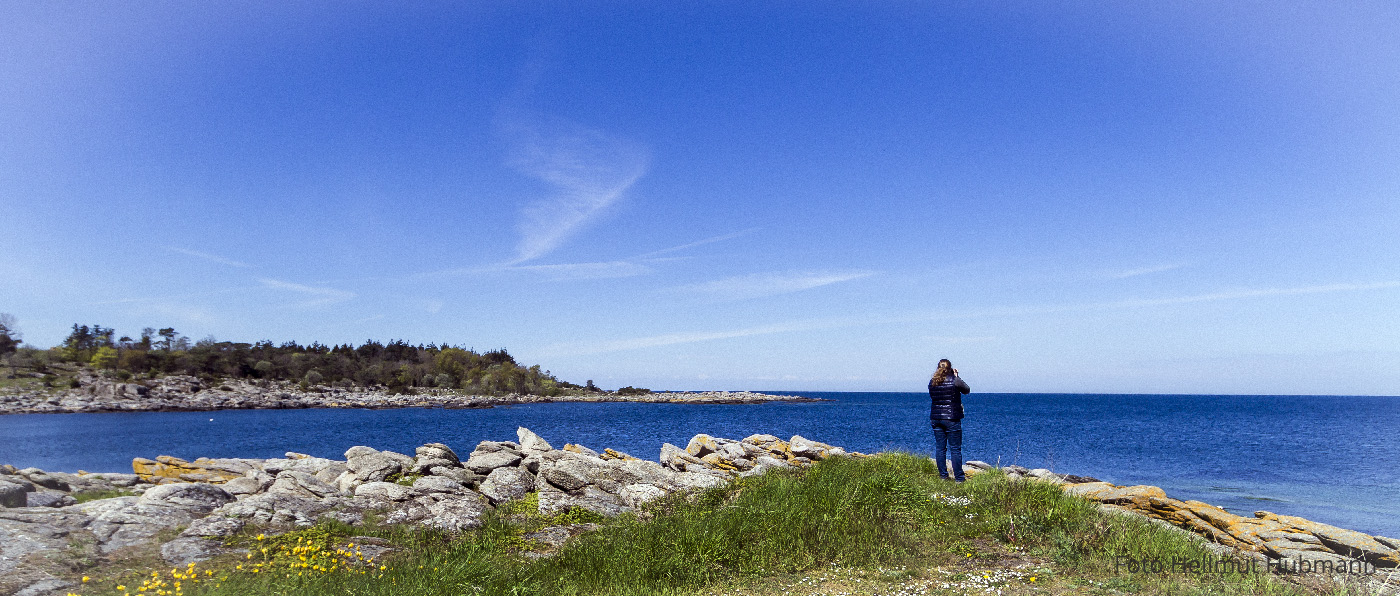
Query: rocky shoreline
0 374 817 415
2 431 1397 596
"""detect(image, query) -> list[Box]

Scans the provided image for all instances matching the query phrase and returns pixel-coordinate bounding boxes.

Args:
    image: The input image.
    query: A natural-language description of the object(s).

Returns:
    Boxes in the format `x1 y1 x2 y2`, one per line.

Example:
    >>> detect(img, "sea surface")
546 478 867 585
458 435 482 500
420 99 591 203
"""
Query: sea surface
2 392 1396 538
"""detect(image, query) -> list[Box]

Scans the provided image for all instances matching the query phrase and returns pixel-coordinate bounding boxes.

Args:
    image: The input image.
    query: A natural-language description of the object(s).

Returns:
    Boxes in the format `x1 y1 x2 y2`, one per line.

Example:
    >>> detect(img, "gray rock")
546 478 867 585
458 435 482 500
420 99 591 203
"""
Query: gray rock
140 483 236 511
87 473 141 487
412 457 457 474
428 467 483 487
347 449 405 483
19 471 68 492
15 578 76 596
616 483 669 507
1377 536 1400 550
416 443 460 464
161 536 235 566
421 493 491 531
563 444 601 458
222 476 265 496
24 492 75 508
479 467 532 505
517 427 553 453
80 496 210 552
344 446 379 460
0 480 28 507
269 470 338 499
181 515 246 537
464 450 522 474
354 481 413 502
540 456 595 492
964 460 993 470
411 476 469 495
788 435 831 459
537 483 628 517
673 472 726 491
212 492 335 526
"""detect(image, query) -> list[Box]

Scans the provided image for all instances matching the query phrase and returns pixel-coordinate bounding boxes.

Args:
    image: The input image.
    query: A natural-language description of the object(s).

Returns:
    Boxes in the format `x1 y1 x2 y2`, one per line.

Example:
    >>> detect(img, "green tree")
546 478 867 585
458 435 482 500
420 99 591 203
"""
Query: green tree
91 346 118 369
0 313 19 360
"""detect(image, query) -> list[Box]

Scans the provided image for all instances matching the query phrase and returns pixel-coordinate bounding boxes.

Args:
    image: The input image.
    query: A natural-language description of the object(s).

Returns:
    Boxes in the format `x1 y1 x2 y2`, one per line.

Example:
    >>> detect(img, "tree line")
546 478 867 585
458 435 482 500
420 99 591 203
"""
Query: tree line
1 315 603 396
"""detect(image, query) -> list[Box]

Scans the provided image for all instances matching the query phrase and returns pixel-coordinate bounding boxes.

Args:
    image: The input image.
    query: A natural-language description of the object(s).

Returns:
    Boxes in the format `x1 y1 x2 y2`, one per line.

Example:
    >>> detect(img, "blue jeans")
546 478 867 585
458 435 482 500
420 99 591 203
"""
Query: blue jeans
931 418 964 481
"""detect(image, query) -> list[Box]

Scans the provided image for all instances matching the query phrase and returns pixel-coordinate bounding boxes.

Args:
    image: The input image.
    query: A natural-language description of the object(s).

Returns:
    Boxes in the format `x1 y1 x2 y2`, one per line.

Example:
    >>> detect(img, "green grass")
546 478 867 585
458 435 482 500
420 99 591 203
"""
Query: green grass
78 453 1338 596
71 489 140 503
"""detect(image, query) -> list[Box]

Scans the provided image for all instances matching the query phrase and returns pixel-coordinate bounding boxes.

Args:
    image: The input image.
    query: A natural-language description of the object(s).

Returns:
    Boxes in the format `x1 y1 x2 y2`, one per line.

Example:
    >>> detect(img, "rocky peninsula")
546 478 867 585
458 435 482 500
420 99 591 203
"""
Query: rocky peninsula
0 373 816 415
2 430 1397 596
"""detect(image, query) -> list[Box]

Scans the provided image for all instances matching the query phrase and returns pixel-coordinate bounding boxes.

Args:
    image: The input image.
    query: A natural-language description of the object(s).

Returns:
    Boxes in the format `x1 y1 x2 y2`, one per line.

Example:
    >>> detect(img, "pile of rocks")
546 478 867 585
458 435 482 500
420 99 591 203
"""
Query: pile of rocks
0 374 816 414
0 428 854 594
1053 481 1400 569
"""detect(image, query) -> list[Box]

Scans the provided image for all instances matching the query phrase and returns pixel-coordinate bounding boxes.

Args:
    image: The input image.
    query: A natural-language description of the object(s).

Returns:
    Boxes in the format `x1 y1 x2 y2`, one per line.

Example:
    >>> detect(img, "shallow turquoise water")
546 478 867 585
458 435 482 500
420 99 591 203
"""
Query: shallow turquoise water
1 392 1395 537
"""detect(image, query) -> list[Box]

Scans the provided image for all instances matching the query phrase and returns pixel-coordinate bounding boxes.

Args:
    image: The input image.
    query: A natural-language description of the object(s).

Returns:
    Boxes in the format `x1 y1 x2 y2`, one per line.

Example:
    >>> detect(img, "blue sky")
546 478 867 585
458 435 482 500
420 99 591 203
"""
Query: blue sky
2 2 1397 394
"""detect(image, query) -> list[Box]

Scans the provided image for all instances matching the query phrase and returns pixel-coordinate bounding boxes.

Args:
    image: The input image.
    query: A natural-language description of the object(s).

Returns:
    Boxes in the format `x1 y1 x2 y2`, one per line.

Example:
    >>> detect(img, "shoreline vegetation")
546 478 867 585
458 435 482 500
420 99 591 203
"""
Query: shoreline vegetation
2 430 1397 596
0 321 817 415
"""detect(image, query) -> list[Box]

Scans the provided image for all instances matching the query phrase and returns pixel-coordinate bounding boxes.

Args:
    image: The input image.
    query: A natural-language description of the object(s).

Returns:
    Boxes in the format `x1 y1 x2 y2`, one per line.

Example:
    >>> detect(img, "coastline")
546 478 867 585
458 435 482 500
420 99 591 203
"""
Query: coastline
2 430 1396 596
0 374 820 415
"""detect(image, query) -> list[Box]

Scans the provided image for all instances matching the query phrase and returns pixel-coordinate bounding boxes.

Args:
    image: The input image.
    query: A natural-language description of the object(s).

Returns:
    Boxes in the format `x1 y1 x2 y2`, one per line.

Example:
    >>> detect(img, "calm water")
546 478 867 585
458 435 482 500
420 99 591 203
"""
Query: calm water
1 392 1396 537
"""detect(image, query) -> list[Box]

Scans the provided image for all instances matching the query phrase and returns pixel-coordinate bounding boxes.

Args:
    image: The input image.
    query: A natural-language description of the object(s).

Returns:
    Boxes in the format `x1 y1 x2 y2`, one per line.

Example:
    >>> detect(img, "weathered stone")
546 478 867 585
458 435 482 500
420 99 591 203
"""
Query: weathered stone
421 492 491 531
0 480 27 507
161 535 239 566
479 467 533 505
789 435 833 459
685 434 719 457
540 455 597 492
180 515 246 537
1377 536 1400 550
221 476 266 496
80 495 211 552
428 467 483 487
212 491 334 526
416 443 460 463
132 456 258 484
411 476 469 495
660 442 707 472
537 483 628 517
700 453 738 471
24 491 75 508
140 483 236 510
346 449 405 483
269 470 338 499
14 578 77 596
563 443 600 458
1255 511 1399 567
600 448 639 461
464 450 523 474
673 472 726 491
517 427 553 453
354 482 413 502
1063 482 1167 507
20 471 69 492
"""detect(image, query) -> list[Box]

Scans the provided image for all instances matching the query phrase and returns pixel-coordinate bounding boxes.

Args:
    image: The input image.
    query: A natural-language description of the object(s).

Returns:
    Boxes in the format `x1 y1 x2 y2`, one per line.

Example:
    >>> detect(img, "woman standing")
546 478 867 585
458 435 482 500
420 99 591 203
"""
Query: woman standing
928 359 971 482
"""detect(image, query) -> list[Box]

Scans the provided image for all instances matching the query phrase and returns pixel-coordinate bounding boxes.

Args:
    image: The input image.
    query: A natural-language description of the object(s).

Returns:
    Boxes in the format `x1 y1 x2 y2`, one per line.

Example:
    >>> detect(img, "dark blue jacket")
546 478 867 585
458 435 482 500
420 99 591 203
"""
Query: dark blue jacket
928 375 971 420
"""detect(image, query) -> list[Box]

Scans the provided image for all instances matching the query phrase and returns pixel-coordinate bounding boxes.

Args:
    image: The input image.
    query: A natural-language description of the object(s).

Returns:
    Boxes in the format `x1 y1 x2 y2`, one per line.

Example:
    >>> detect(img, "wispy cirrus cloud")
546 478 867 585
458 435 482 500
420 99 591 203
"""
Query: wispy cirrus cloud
499 111 648 264
672 270 876 301
166 247 252 268
259 278 355 307
507 261 654 280
633 227 760 259
544 279 1400 356
1108 263 1186 279
540 321 822 357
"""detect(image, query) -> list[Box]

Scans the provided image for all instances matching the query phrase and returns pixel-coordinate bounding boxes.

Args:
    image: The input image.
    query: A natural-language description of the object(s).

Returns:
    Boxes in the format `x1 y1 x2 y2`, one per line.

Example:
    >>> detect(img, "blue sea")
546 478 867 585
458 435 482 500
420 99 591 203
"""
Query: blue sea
1 392 1396 538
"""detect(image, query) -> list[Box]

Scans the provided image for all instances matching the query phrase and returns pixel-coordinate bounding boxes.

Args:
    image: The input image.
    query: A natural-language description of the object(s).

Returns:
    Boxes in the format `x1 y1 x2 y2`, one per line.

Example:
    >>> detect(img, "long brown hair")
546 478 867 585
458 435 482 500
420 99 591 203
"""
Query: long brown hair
932 359 953 385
